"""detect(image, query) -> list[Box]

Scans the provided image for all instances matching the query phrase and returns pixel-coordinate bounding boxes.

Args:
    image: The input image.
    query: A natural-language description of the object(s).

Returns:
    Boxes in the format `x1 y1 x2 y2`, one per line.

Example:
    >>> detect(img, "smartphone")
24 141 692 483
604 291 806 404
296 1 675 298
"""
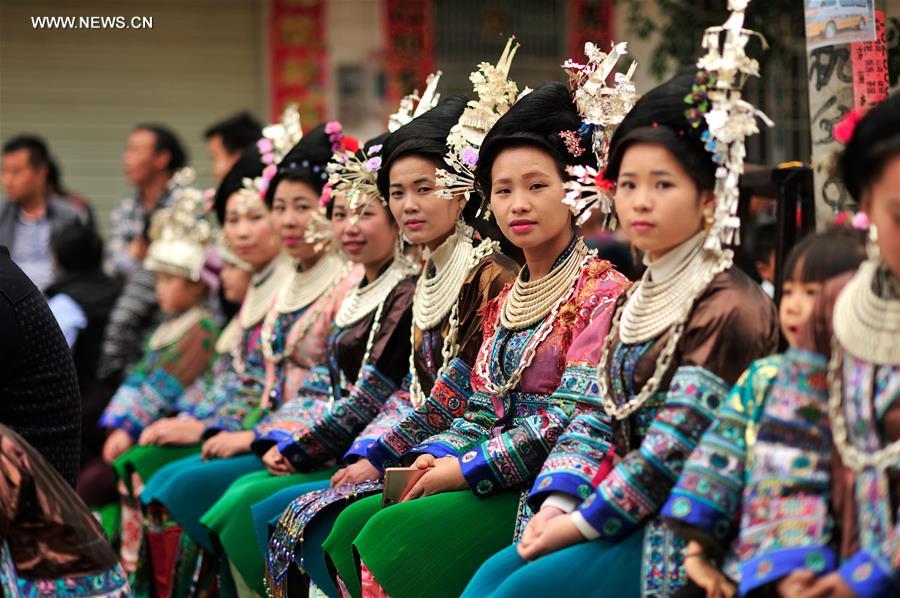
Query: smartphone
382 466 427 507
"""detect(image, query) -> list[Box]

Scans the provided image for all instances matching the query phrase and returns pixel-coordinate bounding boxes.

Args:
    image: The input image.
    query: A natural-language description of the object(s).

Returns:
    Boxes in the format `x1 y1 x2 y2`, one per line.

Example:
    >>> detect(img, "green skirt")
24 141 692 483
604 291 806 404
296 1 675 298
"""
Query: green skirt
351 490 520 598
200 468 338 596
321 494 384 598
112 444 201 490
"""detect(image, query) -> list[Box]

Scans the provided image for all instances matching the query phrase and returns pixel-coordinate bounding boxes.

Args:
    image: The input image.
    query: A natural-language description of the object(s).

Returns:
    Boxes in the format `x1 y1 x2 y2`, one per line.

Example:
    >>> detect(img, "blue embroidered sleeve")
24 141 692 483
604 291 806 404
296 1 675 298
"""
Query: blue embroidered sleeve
576 366 726 542
201 382 265 435
736 349 837 595
280 364 399 470
367 358 474 471
453 401 571 497
837 549 899 598
99 354 187 440
254 365 333 435
661 356 780 551
528 364 614 507
344 387 415 462
412 387 497 461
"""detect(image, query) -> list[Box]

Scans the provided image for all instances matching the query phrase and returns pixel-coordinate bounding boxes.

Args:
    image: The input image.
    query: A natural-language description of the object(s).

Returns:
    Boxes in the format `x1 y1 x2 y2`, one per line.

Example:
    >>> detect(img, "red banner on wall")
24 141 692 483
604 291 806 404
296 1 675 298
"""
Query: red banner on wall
567 0 614 60
269 0 328 124
383 0 435 104
851 10 889 112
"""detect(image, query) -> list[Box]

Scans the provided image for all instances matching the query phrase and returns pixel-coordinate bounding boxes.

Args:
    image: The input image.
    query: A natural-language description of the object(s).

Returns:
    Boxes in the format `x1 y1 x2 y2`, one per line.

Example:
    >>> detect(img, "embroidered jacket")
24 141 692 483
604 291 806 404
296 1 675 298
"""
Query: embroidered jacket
251 267 363 455
99 316 219 439
559 267 777 597
200 258 294 435
279 275 417 470
414 251 630 497
361 254 519 469
659 354 783 584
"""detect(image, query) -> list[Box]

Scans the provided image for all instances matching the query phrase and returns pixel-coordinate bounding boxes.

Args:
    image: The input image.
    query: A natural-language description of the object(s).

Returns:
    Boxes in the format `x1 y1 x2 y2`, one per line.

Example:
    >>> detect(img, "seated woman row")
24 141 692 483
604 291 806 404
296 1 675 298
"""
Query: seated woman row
85 9 898 597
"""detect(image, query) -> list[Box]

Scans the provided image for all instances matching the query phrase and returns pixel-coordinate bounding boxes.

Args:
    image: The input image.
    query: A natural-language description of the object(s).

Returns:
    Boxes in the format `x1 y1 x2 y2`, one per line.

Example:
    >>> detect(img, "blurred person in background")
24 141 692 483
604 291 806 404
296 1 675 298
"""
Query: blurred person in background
204 111 262 184
0 135 87 290
106 124 187 279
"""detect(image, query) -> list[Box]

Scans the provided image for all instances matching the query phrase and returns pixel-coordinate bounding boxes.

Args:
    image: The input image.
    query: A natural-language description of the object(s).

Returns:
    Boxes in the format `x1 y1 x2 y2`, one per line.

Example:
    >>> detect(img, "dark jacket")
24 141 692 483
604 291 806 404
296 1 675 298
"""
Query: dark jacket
0 246 81 485
0 196 84 247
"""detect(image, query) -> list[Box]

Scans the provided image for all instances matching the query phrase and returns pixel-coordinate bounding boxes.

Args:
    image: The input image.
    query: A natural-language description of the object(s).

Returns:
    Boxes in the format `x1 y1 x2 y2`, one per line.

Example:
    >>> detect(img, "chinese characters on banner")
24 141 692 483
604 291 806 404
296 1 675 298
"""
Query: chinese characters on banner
850 11 889 111
383 0 435 104
269 0 328 123
567 0 614 60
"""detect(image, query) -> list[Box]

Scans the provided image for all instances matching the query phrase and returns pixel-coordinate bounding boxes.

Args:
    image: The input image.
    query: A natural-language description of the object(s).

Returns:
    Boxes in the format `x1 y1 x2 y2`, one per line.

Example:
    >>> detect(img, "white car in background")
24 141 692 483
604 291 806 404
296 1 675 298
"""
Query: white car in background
805 0 872 39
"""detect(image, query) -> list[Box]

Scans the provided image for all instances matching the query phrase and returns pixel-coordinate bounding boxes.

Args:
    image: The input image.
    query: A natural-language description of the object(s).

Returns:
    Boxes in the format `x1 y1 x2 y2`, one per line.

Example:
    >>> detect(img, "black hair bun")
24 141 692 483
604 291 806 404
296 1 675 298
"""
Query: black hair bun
264 123 334 205
839 91 900 202
376 95 469 199
213 145 262 225
605 71 716 189
474 81 595 200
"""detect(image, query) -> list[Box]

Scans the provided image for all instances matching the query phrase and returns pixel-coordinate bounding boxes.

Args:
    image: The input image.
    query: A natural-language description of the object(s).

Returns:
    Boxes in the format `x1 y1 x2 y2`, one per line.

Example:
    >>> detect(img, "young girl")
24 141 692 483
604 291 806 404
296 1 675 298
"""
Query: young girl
464 6 779 595
735 92 899 598
261 47 521 597
98 183 221 465
659 227 866 598
196 132 419 595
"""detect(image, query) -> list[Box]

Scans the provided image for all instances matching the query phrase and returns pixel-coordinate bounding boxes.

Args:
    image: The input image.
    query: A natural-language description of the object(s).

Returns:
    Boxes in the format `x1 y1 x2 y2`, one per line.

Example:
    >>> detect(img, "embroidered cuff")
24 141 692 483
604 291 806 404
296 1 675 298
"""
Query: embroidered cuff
99 413 143 441
343 437 376 462
414 443 462 461
575 490 638 543
530 472 598 509
661 491 735 545
458 444 504 497
739 546 836 595
366 439 401 473
250 429 293 457
570 511 601 540
838 550 898 598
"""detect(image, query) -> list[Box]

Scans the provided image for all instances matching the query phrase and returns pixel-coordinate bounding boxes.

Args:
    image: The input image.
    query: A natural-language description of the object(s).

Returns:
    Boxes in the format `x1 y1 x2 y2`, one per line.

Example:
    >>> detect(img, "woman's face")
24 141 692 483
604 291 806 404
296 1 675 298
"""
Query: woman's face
270 178 321 264
222 191 281 271
155 271 206 315
331 193 399 268
388 155 464 250
219 263 251 304
780 274 822 348
862 154 900 277
489 146 572 251
614 143 714 260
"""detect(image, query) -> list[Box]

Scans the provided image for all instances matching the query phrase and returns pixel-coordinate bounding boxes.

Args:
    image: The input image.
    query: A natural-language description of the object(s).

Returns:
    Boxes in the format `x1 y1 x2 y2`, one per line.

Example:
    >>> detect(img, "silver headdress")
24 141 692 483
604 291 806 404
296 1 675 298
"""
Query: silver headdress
235 105 306 211
691 0 772 252
145 168 216 281
435 37 524 208
324 138 385 220
388 71 443 132
561 41 637 226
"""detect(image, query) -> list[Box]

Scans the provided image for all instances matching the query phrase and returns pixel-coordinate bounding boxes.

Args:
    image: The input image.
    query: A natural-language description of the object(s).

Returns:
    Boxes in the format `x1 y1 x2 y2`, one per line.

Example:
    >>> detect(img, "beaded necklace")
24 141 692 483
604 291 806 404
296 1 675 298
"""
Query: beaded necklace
476 240 591 397
597 245 732 420
408 227 498 407
828 260 900 472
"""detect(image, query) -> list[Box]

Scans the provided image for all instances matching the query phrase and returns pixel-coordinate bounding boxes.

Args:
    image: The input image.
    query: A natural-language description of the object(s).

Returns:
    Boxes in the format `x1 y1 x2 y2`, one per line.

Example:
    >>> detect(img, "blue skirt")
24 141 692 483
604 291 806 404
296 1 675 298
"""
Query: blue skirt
463 528 643 598
140 453 262 551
